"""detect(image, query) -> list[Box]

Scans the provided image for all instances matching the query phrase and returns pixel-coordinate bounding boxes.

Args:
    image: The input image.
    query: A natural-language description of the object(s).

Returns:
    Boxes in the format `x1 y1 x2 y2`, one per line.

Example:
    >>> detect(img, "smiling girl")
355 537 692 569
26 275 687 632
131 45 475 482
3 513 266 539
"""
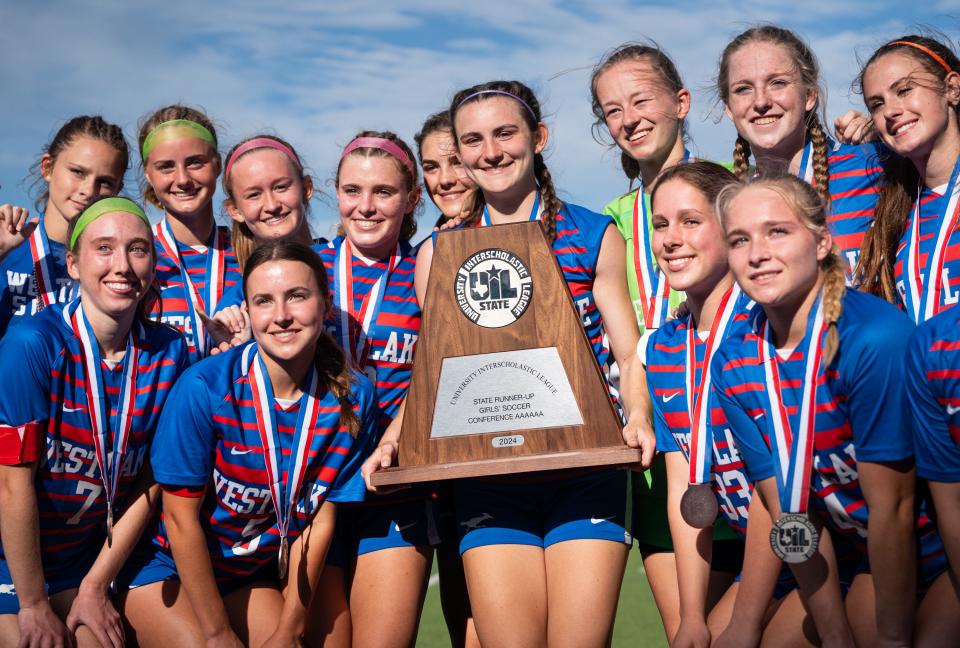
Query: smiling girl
0 117 128 336
311 132 435 648
119 241 375 647
857 35 960 321
137 105 241 362
366 80 655 646
712 174 958 646
415 111 476 229
0 197 187 648
717 25 884 276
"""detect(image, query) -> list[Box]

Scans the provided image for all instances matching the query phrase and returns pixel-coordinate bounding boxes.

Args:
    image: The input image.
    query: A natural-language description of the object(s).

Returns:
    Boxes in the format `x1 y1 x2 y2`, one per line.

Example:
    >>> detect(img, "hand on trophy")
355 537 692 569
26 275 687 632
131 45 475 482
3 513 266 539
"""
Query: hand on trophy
621 416 656 470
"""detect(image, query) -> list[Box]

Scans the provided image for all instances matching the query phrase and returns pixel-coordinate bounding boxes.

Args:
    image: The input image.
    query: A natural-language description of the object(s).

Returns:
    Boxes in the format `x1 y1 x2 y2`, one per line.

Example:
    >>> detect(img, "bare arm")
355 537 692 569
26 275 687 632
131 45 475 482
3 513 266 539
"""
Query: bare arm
413 237 434 308
0 462 72 648
263 501 337 647
592 225 655 467
664 452 712 648
162 490 242 647
858 459 917 647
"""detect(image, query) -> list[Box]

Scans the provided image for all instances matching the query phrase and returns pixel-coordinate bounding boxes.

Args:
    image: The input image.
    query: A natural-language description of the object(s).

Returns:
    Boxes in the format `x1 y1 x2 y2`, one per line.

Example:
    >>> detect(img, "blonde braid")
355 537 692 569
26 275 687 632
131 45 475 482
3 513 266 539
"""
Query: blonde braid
231 221 257 269
535 154 563 242
808 118 831 207
820 250 847 366
733 135 752 180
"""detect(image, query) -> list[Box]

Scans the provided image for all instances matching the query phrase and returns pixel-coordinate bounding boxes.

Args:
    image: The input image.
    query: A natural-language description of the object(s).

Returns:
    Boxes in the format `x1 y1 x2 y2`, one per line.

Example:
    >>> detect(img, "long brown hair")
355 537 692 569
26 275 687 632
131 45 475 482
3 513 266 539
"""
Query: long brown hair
853 35 960 301
242 240 360 436
449 80 564 241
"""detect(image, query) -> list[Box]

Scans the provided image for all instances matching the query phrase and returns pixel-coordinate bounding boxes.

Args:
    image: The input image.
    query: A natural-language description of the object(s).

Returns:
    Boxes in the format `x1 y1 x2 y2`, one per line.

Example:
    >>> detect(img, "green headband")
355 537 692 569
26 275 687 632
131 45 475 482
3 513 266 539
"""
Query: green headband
70 197 150 250
141 119 216 160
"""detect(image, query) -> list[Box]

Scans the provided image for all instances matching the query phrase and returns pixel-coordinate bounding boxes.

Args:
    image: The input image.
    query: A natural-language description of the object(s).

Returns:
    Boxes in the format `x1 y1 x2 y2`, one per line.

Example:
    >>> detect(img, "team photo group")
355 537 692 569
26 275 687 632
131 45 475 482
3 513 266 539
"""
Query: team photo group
0 20 959 648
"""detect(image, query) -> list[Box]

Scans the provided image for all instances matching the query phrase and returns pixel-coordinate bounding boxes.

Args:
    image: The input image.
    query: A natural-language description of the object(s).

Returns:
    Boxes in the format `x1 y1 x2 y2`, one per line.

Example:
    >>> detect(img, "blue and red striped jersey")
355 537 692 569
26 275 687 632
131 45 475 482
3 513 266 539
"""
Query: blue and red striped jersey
317 236 420 434
906 307 960 483
646 290 755 536
711 289 942 563
0 302 187 575
149 226 241 362
148 341 376 583
894 172 960 322
820 140 884 274
0 217 74 337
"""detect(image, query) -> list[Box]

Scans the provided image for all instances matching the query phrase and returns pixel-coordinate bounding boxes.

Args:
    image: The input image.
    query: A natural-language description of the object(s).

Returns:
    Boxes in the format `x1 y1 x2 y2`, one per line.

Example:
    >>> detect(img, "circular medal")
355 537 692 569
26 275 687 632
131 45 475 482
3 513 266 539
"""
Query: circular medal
769 513 819 563
679 482 718 529
278 537 290 580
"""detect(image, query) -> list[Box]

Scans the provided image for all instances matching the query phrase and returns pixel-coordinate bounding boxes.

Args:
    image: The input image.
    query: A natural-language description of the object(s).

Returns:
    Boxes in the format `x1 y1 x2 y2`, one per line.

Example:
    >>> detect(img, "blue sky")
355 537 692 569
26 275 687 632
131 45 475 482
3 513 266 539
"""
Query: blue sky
1 1 956 239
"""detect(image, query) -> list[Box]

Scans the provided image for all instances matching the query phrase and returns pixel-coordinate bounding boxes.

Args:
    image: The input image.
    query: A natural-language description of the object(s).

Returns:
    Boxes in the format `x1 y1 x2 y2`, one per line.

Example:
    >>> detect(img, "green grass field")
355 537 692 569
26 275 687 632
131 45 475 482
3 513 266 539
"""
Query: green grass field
414 550 668 646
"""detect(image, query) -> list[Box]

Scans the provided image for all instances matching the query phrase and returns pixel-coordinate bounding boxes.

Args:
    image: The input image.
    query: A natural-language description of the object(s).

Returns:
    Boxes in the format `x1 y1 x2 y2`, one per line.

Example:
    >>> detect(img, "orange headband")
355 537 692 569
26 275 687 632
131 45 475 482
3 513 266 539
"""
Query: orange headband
889 40 954 74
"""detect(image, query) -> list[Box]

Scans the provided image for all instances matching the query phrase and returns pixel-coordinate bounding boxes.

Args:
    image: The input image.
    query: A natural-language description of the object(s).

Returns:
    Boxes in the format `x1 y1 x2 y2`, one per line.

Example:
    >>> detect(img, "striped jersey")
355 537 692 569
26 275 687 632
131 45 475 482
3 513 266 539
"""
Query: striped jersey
317 236 420 433
148 225 241 362
149 341 376 582
0 302 187 575
0 218 75 337
711 289 943 563
905 307 960 482
818 139 884 274
894 163 960 322
646 290 754 536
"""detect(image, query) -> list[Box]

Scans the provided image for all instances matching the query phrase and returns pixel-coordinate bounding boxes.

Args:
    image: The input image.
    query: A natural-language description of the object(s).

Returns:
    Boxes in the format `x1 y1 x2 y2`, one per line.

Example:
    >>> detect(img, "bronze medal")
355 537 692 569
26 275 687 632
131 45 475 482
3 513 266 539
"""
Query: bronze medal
278 537 290 580
679 482 718 529
770 513 819 564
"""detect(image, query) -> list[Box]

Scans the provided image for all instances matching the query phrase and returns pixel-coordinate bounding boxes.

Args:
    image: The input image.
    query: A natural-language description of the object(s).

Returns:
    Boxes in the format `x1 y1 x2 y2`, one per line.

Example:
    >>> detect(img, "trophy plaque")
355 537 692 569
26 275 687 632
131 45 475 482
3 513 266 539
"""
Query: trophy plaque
371 221 641 486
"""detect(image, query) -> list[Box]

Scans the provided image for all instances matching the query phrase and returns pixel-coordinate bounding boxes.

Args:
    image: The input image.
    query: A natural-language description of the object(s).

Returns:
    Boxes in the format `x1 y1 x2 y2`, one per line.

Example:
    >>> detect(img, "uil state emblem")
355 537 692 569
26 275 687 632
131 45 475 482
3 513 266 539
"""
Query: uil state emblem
455 248 532 328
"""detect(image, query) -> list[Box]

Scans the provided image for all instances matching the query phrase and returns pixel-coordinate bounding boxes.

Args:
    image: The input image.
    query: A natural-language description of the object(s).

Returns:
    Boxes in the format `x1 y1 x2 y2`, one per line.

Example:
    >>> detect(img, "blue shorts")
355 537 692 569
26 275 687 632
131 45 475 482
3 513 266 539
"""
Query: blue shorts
454 469 631 554
0 557 91 614
326 498 441 568
118 542 278 597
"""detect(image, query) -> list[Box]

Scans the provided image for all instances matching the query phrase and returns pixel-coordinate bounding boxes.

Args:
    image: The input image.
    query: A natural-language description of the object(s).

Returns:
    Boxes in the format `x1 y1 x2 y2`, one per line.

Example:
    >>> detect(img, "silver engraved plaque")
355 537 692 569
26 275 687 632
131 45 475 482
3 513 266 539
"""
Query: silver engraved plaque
431 347 584 438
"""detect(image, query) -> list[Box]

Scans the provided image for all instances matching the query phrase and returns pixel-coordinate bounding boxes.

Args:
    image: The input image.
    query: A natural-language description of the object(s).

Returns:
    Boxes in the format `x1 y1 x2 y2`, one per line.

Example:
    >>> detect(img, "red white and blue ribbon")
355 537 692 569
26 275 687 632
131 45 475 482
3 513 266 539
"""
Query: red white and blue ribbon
757 297 827 515
796 139 815 186
683 285 741 486
481 192 540 227
29 225 72 310
633 150 691 331
334 238 400 368
153 218 226 358
904 156 960 322
248 349 322 555
66 299 138 544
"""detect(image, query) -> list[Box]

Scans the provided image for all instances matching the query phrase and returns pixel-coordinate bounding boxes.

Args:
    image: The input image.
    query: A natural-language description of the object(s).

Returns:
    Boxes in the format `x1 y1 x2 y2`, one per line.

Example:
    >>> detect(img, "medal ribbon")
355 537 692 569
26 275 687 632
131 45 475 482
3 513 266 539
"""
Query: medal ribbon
683 285 740 485
904 157 960 322
248 351 322 548
29 225 72 310
153 219 226 358
796 139 815 186
481 192 541 227
633 150 691 331
334 238 400 368
757 298 827 515
66 299 138 528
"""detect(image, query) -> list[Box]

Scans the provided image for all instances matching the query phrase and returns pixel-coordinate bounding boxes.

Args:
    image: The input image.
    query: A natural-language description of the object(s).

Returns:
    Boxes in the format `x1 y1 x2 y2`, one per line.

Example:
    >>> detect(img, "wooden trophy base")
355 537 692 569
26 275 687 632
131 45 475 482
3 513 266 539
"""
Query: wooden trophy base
372 446 642 486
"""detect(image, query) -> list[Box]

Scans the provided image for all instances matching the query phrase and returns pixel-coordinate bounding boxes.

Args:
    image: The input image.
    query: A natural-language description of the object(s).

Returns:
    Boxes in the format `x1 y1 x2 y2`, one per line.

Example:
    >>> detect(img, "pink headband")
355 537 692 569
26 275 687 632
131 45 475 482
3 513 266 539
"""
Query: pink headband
889 40 954 74
225 137 302 178
340 137 415 176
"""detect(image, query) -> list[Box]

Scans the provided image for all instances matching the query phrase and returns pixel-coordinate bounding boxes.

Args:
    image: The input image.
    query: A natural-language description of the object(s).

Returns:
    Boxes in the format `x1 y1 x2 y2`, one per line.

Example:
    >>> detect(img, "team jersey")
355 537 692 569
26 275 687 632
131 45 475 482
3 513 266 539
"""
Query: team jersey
0 218 76 337
604 189 685 332
0 301 187 575
814 139 884 274
149 341 376 583
149 224 241 362
905 307 960 482
317 236 420 433
712 289 942 563
646 290 754 537
894 155 960 323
